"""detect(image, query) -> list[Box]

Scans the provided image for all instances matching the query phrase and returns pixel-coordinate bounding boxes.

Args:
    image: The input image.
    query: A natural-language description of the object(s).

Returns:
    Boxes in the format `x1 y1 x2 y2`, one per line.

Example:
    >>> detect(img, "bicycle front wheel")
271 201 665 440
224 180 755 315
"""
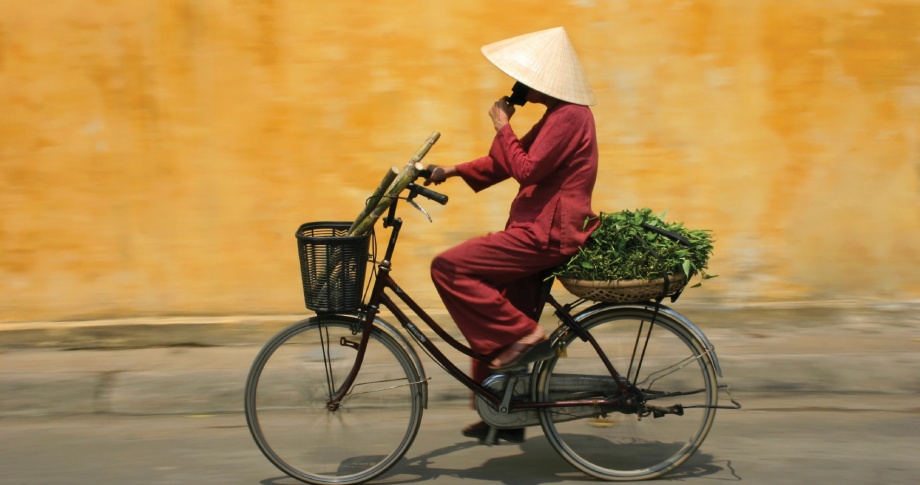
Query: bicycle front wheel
244 316 424 485
536 306 718 481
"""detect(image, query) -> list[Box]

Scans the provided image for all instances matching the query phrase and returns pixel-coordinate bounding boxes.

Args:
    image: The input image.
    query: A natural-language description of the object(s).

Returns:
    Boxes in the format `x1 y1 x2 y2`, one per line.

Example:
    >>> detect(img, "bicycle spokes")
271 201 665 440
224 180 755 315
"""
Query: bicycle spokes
245 317 424 485
538 307 719 481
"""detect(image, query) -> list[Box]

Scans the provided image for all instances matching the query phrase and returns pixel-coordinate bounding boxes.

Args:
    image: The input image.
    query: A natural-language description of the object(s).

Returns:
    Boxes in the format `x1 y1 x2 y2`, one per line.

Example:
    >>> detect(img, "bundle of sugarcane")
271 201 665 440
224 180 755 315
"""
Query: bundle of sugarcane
348 131 439 235
300 132 440 311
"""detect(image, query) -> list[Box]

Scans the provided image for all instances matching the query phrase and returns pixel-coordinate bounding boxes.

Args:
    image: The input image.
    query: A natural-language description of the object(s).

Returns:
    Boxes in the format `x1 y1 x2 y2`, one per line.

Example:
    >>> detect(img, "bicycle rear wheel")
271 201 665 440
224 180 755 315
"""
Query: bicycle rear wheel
244 316 424 485
536 306 718 481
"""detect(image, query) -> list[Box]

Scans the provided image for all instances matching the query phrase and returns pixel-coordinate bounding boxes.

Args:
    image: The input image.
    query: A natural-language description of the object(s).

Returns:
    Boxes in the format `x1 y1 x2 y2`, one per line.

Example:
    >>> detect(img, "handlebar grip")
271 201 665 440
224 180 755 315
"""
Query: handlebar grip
407 183 449 205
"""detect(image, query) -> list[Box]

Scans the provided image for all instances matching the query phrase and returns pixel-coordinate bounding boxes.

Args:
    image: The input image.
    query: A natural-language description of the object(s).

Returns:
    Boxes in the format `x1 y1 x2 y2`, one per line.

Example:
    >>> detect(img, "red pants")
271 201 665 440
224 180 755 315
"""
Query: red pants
430 227 570 385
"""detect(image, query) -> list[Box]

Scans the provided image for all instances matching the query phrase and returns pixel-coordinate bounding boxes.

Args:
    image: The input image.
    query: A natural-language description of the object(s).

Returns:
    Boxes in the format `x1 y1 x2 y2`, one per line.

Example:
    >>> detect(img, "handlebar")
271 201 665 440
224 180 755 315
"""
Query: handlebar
407 182 449 205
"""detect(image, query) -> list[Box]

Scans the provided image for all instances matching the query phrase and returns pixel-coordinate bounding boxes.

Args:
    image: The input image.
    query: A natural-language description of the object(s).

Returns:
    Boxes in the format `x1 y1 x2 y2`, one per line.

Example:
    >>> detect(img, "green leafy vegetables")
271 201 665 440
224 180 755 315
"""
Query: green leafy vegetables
553 208 717 287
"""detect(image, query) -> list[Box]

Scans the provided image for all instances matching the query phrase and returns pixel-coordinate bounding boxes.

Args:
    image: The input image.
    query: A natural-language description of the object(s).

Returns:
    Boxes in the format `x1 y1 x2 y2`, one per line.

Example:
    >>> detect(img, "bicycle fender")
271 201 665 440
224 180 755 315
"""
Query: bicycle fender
572 302 723 378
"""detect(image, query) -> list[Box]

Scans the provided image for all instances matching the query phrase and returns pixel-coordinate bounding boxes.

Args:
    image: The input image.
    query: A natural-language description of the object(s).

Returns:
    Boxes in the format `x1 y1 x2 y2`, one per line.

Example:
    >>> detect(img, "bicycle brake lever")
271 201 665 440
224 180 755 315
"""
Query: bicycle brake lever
407 199 432 222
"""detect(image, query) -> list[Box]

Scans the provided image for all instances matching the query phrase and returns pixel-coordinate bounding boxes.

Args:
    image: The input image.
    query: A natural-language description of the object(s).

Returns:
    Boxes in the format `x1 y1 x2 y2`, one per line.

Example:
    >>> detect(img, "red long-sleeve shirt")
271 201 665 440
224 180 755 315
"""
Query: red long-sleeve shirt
457 102 600 253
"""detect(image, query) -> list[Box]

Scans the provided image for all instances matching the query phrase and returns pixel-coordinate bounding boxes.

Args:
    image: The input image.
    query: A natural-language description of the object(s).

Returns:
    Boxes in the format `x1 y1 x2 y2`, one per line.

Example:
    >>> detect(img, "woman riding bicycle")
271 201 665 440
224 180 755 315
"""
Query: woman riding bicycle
424 26 601 442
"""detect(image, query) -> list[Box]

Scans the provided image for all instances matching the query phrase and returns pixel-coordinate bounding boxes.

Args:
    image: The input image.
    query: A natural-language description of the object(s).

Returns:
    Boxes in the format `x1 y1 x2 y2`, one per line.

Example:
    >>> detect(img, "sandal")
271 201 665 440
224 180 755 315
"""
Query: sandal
489 326 547 370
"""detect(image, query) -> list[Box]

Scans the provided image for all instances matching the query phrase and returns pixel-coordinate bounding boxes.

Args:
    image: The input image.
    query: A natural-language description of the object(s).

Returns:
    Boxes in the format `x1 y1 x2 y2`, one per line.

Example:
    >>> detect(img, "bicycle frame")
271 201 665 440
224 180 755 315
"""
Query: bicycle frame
246 138 736 485
325 195 636 413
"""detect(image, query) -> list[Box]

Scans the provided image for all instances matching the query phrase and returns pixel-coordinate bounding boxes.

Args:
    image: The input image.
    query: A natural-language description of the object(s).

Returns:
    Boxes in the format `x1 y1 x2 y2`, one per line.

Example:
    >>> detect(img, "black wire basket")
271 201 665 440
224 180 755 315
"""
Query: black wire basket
295 221 372 313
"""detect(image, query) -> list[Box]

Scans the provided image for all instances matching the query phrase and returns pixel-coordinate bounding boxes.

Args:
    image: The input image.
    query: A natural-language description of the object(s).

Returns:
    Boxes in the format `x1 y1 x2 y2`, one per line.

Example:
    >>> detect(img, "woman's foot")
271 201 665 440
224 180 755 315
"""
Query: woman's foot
489 326 547 370
461 420 525 443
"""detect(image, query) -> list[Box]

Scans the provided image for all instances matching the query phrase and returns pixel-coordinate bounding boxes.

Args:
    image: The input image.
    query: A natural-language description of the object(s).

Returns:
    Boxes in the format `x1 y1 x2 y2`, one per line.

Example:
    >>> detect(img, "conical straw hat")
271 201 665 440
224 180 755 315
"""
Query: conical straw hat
481 26 596 106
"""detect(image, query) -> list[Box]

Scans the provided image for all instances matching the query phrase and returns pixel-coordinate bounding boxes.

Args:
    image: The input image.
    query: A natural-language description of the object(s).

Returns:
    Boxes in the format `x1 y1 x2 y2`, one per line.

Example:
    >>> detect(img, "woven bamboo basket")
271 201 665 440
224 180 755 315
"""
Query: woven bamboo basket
558 274 687 303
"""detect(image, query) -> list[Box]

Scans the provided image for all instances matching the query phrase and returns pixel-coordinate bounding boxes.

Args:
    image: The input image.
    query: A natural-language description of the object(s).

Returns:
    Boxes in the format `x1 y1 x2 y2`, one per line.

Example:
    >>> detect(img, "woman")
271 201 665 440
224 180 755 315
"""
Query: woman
425 26 600 442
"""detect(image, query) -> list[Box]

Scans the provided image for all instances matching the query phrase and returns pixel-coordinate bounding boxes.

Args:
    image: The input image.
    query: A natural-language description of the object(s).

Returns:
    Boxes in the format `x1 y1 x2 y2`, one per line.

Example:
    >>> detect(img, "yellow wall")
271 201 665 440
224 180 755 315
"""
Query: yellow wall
2 0 919 323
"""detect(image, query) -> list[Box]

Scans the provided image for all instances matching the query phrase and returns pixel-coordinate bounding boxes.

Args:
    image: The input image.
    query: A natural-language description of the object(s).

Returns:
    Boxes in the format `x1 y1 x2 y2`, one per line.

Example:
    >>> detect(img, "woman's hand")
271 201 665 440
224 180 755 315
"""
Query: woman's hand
489 97 515 132
423 164 457 186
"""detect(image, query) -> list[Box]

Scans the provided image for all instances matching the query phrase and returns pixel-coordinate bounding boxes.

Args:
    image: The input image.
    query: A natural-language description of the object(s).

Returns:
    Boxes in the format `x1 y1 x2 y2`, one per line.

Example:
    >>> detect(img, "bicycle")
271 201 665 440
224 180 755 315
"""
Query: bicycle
244 134 739 484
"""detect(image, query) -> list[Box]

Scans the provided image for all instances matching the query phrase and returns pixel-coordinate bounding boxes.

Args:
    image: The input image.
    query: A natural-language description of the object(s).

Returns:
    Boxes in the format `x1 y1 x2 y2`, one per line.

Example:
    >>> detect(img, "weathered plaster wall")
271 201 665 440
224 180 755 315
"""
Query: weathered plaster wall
1 0 918 322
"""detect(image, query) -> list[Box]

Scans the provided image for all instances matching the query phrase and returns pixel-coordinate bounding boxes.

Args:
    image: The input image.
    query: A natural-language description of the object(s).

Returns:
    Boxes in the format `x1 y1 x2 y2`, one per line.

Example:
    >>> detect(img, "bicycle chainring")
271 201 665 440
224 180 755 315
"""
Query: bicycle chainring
475 373 541 429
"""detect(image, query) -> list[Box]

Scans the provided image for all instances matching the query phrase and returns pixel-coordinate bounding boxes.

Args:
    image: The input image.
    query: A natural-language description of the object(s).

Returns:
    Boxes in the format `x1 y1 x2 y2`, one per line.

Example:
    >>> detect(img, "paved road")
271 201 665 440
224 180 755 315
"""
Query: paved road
0 302 918 483
1 395 917 484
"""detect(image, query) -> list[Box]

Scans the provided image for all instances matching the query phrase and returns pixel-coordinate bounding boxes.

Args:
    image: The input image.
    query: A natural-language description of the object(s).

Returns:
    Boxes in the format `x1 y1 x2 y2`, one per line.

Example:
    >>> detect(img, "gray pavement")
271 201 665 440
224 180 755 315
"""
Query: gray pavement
2 395 919 484
1 301 919 417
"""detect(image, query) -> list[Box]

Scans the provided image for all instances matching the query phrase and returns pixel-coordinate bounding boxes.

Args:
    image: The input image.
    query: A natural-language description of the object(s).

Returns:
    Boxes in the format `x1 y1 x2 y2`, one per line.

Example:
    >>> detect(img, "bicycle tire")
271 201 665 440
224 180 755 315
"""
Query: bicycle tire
535 305 718 481
244 316 424 485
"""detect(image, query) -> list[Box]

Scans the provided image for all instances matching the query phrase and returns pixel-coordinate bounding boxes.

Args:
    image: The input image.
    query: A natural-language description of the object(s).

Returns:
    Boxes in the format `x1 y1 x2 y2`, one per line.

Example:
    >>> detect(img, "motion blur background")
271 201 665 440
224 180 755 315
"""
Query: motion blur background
1 0 918 324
